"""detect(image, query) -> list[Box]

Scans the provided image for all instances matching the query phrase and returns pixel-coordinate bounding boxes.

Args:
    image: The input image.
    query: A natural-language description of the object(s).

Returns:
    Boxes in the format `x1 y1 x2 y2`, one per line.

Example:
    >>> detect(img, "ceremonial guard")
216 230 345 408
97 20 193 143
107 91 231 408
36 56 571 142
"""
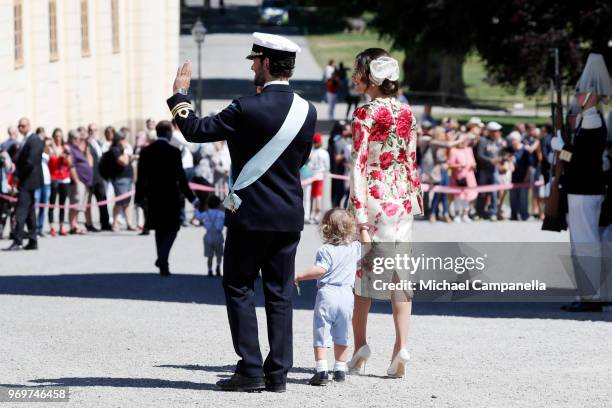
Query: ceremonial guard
553 53 612 312
168 33 317 391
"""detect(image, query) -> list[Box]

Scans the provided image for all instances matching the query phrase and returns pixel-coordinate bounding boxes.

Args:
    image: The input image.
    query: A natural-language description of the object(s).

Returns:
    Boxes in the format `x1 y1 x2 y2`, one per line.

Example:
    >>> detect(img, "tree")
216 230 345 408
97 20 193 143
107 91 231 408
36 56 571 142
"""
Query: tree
306 0 611 100
474 0 612 95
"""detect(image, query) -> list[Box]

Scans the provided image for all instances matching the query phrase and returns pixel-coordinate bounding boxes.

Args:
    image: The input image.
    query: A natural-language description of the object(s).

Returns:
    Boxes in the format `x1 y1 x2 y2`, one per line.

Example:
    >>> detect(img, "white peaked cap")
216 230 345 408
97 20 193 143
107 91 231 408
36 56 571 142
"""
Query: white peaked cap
253 32 301 53
575 53 612 96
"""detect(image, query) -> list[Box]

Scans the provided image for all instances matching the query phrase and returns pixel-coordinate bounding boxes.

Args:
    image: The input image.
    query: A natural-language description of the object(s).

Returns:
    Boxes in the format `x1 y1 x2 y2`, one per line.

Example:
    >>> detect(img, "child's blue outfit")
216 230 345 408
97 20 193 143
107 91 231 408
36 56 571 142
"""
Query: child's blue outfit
195 208 225 258
313 240 361 347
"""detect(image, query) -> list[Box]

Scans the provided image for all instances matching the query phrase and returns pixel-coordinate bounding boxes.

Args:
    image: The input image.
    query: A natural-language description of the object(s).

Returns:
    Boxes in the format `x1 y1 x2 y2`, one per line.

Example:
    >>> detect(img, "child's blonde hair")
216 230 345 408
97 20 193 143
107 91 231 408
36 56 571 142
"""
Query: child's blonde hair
319 209 357 245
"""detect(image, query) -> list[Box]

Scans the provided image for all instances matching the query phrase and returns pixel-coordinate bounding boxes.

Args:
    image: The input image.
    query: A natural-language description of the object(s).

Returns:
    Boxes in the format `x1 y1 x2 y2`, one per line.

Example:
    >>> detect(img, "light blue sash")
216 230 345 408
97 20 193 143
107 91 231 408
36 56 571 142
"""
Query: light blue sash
223 93 309 212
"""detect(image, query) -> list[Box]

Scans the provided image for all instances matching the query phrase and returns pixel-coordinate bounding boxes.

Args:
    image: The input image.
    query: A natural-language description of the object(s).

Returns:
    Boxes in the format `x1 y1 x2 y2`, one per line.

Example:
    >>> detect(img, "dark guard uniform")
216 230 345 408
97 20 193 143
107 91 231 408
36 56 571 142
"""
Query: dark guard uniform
135 137 195 272
168 83 316 384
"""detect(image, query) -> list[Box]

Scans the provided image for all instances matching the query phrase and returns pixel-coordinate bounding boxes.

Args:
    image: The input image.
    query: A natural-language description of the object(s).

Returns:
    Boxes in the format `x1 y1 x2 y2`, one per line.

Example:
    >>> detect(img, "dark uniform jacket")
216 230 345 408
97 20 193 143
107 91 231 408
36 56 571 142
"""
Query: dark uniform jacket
563 116 607 195
135 139 195 231
167 84 317 232
14 133 44 192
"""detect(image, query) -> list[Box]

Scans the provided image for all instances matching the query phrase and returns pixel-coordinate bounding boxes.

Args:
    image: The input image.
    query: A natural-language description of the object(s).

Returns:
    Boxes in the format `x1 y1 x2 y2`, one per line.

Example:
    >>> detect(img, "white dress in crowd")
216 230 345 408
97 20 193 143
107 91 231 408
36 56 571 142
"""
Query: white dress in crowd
212 142 231 198
41 152 50 187
307 147 330 182
170 130 194 171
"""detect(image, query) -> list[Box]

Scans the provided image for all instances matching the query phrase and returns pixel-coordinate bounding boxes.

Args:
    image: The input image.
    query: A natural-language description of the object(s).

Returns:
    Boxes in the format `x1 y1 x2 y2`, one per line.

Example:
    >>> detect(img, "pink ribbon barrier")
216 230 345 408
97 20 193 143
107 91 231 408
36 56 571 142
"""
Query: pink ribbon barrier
301 173 544 193
0 176 544 208
188 182 217 192
0 191 135 209
421 180 544 194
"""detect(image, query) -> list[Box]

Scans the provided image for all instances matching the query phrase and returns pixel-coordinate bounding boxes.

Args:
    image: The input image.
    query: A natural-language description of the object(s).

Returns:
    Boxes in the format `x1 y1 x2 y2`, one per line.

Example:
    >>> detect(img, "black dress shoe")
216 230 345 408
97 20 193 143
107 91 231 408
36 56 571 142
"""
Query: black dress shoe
159 268 171 277
85 224 100 232
139 230 150 236
561 301 602 312
216 373 265 392
100 225 113 232
264 379 286 393
308 371 329 386
3 242 23 251
333 370 346 382
24 241 38 250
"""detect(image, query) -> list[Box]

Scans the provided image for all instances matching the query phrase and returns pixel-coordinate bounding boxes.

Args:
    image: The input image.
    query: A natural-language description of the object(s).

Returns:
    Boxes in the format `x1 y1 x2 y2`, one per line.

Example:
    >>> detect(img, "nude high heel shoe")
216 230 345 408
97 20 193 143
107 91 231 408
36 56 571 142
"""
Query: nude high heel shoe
386 348 410 378
347 344 371 374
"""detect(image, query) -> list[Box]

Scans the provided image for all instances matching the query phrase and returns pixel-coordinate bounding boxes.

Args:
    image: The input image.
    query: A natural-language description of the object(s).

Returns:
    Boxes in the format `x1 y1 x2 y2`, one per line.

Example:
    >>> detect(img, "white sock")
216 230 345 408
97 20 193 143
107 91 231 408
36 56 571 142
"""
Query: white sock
334 361 347 372
315 359 328 373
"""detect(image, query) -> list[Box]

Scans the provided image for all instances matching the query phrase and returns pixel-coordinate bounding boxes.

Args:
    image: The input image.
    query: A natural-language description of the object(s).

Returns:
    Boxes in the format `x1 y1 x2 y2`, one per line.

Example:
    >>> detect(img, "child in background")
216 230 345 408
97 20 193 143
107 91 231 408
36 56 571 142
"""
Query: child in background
295 209 360 386
307 133 330 223
194 195 225 277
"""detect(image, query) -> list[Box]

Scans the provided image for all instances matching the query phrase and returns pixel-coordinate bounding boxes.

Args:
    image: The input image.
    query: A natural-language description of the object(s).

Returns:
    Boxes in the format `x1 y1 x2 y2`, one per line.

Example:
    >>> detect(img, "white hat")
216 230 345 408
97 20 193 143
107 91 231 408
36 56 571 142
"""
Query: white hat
486 121 502 131
466 117 484 127
575 53 612 96
246 32 301 59
507 130 522 142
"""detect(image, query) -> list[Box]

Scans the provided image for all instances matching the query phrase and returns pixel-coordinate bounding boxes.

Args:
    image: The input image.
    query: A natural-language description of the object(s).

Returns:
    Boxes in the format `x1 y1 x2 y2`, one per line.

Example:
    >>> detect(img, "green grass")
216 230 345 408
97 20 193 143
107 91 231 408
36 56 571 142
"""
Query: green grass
454 114 548 125
306 31 546 111
307 31 402 76
453 114 549 135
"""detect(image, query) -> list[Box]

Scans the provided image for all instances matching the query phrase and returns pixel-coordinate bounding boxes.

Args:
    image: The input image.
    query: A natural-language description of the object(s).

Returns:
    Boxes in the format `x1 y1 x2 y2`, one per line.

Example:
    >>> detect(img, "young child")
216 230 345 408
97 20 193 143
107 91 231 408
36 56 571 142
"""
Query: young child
295 208 360 386
307 133 330 223
194 195 225 277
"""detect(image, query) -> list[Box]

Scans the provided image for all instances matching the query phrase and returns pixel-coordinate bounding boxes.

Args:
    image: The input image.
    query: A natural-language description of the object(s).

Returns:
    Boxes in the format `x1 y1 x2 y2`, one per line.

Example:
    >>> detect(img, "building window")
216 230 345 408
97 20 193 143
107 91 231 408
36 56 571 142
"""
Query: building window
80 0 90 57
14 0 24 68
111 0 119 53
49 0 58 61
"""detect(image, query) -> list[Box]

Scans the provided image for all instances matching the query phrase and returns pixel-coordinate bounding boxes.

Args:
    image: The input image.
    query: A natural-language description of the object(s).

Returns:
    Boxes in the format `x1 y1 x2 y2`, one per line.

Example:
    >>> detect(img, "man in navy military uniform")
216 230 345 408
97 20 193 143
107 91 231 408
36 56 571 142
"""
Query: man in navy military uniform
168 32 316 392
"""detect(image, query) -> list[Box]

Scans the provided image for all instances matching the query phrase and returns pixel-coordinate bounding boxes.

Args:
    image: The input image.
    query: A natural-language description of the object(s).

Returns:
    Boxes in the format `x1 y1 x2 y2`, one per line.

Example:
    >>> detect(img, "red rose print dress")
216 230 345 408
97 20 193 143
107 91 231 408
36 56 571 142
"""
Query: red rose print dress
348 97 423 299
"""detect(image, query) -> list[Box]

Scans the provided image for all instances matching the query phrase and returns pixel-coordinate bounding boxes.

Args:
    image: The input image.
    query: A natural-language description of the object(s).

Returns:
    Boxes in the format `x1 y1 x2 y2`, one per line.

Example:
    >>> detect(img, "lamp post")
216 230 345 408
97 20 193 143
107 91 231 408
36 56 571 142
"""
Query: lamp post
191 18 207 116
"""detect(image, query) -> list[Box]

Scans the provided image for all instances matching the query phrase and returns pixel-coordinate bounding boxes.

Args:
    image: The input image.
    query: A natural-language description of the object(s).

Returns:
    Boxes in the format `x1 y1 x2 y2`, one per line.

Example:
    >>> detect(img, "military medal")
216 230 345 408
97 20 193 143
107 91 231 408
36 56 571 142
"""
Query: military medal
223 192 242 213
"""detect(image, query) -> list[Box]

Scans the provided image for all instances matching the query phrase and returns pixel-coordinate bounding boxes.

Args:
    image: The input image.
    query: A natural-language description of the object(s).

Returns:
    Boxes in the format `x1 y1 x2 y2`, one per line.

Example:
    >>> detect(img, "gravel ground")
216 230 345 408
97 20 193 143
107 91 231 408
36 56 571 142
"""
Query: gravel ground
1 222 610 407
4 2 608 406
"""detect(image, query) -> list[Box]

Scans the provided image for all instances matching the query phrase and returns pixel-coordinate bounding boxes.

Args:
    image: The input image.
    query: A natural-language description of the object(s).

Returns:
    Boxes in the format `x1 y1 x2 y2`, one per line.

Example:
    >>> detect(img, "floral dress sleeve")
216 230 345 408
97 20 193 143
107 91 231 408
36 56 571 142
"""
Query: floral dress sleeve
348 105 373 224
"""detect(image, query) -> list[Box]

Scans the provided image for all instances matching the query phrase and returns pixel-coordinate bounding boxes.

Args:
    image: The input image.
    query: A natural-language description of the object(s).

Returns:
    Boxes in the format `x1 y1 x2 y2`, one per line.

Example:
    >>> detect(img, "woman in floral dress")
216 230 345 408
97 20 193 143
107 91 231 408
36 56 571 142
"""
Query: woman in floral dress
347 48 423 378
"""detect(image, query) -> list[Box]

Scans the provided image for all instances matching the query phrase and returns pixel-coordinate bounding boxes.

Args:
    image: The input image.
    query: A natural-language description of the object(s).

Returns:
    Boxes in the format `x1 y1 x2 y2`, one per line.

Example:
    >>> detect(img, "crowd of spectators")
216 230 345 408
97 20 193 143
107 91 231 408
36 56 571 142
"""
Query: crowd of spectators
0 108 556 248
0 117 232 243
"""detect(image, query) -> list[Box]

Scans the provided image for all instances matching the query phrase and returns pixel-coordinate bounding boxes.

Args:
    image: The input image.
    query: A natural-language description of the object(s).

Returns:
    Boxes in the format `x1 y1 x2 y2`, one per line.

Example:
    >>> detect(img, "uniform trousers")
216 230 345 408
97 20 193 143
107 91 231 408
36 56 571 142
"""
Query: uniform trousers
223 228 300 384
567 194 611 301
154 228 178 270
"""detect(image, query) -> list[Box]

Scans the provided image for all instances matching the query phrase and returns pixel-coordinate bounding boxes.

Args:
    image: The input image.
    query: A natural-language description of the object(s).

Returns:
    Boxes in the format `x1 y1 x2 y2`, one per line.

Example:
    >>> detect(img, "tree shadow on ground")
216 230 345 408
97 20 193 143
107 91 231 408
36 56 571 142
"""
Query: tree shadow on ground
191 79 324 102
156 364 313 375
181 4 302 35
1 273 610 321
1 378 217 391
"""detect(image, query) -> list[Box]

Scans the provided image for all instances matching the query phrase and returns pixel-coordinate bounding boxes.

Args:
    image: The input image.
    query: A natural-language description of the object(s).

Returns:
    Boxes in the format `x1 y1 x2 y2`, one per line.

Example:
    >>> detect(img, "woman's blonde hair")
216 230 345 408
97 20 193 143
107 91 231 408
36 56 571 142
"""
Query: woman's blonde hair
319 209 357 245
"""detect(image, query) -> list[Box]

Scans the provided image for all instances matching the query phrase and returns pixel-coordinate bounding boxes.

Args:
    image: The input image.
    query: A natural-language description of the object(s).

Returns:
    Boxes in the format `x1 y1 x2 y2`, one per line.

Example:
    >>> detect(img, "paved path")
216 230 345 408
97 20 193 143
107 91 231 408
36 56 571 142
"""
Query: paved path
1 221 610 407
178 0 547 120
